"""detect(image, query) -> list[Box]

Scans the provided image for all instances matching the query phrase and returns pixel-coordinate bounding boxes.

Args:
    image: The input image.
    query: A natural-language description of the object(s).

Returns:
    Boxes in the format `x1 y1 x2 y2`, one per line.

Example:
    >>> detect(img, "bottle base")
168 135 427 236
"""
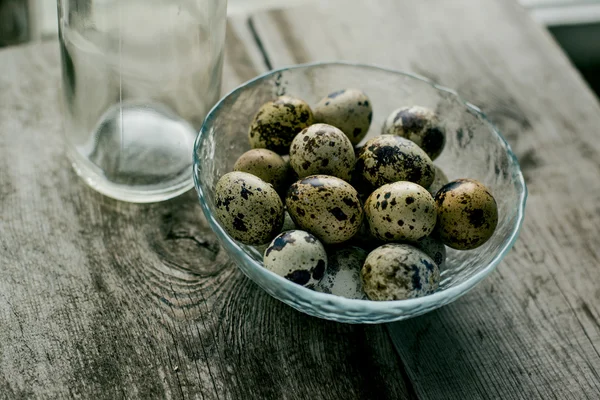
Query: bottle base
66 102 197 203
69 148 194 203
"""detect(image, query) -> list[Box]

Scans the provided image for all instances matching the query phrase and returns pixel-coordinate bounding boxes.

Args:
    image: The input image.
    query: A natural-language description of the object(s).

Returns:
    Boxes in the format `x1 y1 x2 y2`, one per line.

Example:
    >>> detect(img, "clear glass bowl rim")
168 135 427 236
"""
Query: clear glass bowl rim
193 61 528 317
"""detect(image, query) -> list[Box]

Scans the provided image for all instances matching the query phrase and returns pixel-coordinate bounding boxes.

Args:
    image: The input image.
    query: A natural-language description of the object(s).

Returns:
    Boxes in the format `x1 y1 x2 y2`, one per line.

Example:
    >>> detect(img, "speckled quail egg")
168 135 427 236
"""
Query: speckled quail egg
435 179 498 250
263 230 327 287
289 123 355 181
313 89 373 145
428 165 449 196
364 181 437 242
214 172 284 245
413 235 446 270
233 149 291 192
356 135 435 188
361 243 440 301
286 175 363 244
316 246 368 299
382 106 446 160
248 96 314 154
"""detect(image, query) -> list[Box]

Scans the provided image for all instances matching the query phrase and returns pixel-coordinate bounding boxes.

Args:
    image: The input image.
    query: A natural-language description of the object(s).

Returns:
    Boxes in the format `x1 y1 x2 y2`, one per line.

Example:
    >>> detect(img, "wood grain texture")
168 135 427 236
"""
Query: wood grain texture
251 0 600 398
0 25 413 400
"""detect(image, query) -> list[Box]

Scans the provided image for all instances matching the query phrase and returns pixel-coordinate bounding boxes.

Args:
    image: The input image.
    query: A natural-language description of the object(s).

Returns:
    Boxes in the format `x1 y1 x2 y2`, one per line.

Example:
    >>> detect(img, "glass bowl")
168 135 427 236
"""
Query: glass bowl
193 62 527 324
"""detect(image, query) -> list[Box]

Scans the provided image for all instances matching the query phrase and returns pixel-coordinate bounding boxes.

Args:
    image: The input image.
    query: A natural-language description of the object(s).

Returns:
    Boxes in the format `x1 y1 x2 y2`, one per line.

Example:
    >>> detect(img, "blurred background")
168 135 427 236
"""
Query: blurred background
1 0 599 96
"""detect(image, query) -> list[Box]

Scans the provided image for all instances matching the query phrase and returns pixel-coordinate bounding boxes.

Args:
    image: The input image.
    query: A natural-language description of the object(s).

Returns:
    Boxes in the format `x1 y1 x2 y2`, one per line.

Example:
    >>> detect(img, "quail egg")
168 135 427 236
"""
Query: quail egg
248 96 314 154
428 165 449 196
214 172 284 245
356 135 435 188
361 243 440 300
316 246 368 299
382 106 446 160
289 123 355 181
364 181 437 242
233 148 291 192
435 179 498 250
286 175 363 244
313 89 373 145
413 235 446 270
263 230 327 287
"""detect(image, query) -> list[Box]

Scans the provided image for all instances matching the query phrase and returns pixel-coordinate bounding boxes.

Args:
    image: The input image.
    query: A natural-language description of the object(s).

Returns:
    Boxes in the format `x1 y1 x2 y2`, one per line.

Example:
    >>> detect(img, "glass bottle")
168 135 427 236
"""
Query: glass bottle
57 0 227 202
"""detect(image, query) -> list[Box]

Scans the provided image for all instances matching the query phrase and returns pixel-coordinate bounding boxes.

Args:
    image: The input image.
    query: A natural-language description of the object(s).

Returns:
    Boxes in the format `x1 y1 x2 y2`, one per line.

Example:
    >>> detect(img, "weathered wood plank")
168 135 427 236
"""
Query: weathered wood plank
251 0 600 398
0 22 413 400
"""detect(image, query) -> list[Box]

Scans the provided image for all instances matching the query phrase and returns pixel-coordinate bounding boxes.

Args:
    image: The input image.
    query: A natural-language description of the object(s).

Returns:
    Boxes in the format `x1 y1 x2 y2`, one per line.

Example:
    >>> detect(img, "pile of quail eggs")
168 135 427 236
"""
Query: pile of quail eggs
214 89 499 301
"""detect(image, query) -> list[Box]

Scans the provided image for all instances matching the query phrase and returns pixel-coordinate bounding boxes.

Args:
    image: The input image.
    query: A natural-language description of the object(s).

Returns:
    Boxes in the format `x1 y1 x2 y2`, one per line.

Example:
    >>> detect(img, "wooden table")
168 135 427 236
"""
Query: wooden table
2 0 600 398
